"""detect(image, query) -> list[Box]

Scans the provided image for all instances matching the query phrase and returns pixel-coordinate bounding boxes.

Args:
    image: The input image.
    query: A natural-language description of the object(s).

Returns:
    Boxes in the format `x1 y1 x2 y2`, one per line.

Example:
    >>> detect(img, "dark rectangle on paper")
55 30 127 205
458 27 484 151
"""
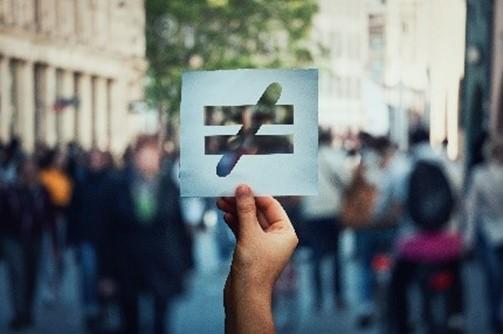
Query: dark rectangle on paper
205 135 294 155
204 105 294 126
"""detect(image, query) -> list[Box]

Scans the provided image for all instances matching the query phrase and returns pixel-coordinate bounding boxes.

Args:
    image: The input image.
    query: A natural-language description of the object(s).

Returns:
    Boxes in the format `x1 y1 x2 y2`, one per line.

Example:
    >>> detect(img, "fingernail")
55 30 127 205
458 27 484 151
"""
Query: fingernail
236 184 251 198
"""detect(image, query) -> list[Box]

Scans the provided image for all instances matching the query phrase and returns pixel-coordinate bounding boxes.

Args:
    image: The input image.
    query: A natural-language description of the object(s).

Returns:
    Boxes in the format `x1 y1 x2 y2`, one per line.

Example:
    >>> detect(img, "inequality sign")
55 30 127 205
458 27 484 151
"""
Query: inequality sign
180 69 318 197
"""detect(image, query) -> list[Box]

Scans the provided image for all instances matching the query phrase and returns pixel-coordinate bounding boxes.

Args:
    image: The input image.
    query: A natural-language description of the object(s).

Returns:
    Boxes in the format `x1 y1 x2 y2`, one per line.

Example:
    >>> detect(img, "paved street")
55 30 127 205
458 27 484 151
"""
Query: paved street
0 229 493 333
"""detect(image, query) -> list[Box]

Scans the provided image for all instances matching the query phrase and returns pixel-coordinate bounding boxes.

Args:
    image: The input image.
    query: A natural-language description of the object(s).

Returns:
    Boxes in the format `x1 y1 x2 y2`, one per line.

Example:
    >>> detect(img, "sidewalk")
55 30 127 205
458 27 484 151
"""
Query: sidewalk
0 229 493 334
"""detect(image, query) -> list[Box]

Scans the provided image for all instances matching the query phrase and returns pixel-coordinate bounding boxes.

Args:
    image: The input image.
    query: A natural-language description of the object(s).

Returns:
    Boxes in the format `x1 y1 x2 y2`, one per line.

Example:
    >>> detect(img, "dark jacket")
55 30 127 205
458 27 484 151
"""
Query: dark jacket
1 182 53 241
68 169 109 246
104 167 193 298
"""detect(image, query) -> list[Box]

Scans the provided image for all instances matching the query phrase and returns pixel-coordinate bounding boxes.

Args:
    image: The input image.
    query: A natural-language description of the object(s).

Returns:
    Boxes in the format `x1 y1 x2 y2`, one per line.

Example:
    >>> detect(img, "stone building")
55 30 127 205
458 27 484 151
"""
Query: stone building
367 0 466 154
312 0 368 132
0 0 146 153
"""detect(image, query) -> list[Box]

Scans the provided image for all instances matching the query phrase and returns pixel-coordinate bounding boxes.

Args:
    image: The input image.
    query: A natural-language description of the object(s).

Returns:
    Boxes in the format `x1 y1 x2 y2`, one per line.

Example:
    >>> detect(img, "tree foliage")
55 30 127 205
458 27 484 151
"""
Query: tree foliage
145 0 319 114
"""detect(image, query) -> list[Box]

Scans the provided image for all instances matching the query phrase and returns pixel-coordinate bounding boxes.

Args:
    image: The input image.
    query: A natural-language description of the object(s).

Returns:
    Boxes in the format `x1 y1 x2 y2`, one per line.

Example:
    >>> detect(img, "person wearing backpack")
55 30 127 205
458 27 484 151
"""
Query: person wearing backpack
388 128 465 333
465 136 503 333
349 135 408 329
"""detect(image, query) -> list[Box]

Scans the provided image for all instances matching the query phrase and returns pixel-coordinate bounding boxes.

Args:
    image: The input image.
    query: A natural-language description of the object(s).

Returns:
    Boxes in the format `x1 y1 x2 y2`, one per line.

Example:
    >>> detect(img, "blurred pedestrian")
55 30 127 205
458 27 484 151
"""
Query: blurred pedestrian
0 157 54 331
1 137 24 185
39 149 73 210
105 135 191 334
38 148 73 304
349 136 402 328
301 129 349 311
465 136 503 332
69 148 111 332
389 130 463 333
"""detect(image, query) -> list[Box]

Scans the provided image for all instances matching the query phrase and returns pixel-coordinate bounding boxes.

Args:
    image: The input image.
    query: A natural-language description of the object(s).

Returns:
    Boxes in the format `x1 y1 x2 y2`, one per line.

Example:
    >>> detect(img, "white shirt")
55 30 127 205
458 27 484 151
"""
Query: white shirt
301 146 350 220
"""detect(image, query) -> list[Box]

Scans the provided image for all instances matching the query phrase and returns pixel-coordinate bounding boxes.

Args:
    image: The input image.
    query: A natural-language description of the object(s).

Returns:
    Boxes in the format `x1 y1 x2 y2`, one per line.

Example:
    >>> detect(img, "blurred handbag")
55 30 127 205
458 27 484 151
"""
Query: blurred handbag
341 165 377 229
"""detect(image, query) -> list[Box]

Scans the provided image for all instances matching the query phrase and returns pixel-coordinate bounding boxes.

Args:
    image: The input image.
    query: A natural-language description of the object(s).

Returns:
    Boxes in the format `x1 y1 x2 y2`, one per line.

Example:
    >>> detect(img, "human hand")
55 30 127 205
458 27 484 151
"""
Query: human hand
217 184 298 295
217 184 298 334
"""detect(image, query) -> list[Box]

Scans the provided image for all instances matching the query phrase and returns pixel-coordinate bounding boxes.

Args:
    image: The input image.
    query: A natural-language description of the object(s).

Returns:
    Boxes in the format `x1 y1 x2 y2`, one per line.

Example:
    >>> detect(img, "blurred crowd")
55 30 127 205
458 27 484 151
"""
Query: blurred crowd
294 126 503 334
0 124 503 334
0 136 193 334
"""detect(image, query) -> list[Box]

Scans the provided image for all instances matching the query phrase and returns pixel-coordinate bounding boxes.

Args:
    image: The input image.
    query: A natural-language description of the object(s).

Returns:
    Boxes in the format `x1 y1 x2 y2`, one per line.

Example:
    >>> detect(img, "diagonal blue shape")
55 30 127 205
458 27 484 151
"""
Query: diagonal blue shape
215 82 284 177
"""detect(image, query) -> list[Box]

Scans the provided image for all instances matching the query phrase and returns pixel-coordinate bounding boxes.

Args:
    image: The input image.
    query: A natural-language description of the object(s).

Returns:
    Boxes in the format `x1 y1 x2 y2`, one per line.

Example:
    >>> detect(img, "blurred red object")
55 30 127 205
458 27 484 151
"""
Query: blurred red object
372 254 393 273
429 271 454 292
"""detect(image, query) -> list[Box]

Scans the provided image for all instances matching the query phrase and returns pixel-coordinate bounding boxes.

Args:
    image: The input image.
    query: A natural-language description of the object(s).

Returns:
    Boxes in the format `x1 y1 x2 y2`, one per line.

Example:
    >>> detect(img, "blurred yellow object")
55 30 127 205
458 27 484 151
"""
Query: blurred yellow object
39 168 73 207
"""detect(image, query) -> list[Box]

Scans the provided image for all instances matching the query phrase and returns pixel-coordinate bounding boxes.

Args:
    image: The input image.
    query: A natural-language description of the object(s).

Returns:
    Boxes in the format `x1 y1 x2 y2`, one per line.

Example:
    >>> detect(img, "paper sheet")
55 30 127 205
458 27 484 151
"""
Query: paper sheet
180 68 318 197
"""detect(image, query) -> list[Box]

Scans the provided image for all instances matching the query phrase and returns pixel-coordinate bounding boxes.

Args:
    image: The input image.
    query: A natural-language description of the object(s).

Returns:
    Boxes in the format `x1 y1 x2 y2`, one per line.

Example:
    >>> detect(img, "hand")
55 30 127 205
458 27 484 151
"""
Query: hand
217 184 298 291
217 184 298 334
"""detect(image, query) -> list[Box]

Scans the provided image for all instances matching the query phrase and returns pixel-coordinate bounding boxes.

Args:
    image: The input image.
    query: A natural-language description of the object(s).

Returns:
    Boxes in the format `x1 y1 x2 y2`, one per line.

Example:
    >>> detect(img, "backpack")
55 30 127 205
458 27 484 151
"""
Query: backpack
341 165 377 229
407 160 454 231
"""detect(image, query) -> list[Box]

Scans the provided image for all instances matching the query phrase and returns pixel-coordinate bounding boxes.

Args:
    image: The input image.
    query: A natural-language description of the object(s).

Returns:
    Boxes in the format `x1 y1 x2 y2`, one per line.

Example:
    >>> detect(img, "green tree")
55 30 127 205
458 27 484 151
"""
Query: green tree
145 0 319 115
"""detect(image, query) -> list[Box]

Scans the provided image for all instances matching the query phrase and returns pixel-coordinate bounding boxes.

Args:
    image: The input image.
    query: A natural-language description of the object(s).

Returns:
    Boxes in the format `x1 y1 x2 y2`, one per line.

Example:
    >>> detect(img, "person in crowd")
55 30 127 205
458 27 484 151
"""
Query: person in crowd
0 157 54 331
104 135 191 334
351 136 402 328
69 148 111 333
217 184 299 334
404 127 464 233
39 148 73 211
0 141 6 183
465 136 503 333
386 127 465 333
301 128 349 311
38 148 73 304
1 137 24 184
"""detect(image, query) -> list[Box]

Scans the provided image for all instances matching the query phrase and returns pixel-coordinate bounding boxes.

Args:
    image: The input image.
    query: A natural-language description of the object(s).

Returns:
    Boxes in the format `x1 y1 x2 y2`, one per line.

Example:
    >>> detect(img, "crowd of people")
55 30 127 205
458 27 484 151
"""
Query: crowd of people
0 136 193 334
1 125 503 334
297 127 503 333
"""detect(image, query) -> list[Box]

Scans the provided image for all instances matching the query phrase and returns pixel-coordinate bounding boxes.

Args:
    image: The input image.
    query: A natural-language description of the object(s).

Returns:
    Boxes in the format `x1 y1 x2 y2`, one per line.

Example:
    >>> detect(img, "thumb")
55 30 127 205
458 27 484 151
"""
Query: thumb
235 184 259 236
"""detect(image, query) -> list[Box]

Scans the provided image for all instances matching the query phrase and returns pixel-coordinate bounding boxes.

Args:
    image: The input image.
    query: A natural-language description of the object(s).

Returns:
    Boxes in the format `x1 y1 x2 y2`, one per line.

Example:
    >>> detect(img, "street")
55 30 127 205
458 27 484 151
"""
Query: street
0 229 493 334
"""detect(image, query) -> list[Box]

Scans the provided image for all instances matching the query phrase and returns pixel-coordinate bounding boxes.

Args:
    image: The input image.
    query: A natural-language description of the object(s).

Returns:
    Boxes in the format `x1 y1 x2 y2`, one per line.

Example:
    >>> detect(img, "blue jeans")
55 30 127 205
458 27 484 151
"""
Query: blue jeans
478 233 503 329
355 228 397 308
77 242 99 316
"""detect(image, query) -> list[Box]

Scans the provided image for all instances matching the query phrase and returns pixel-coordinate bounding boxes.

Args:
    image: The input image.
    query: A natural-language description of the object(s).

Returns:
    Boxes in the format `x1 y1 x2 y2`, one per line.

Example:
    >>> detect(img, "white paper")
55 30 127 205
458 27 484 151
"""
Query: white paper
180 68 318 197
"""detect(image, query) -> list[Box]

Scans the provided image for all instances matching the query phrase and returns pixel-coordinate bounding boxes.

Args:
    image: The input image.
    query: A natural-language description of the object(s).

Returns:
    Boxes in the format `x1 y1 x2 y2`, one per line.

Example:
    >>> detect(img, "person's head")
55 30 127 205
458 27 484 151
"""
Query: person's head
87 148 107 172
5 136 22 162
133 135 161 179
319 127 333 146
18 157 39 186
39 148 66 170
357 131 375 150
484 136 503 164
373 136 395 168
53 150 67 169
408 127 429 147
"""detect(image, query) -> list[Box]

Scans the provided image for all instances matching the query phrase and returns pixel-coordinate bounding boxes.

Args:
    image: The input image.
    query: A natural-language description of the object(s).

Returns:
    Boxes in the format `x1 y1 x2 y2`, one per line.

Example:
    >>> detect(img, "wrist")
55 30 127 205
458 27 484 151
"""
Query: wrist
231 269 273 296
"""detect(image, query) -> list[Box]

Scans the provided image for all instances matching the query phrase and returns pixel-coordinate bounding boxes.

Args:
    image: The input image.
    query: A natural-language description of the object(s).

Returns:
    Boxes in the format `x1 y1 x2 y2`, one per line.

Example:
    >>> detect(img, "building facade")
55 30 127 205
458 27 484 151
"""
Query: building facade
367 0 466 154
0 0 146 153
313 0 466 154
312 0 368 132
